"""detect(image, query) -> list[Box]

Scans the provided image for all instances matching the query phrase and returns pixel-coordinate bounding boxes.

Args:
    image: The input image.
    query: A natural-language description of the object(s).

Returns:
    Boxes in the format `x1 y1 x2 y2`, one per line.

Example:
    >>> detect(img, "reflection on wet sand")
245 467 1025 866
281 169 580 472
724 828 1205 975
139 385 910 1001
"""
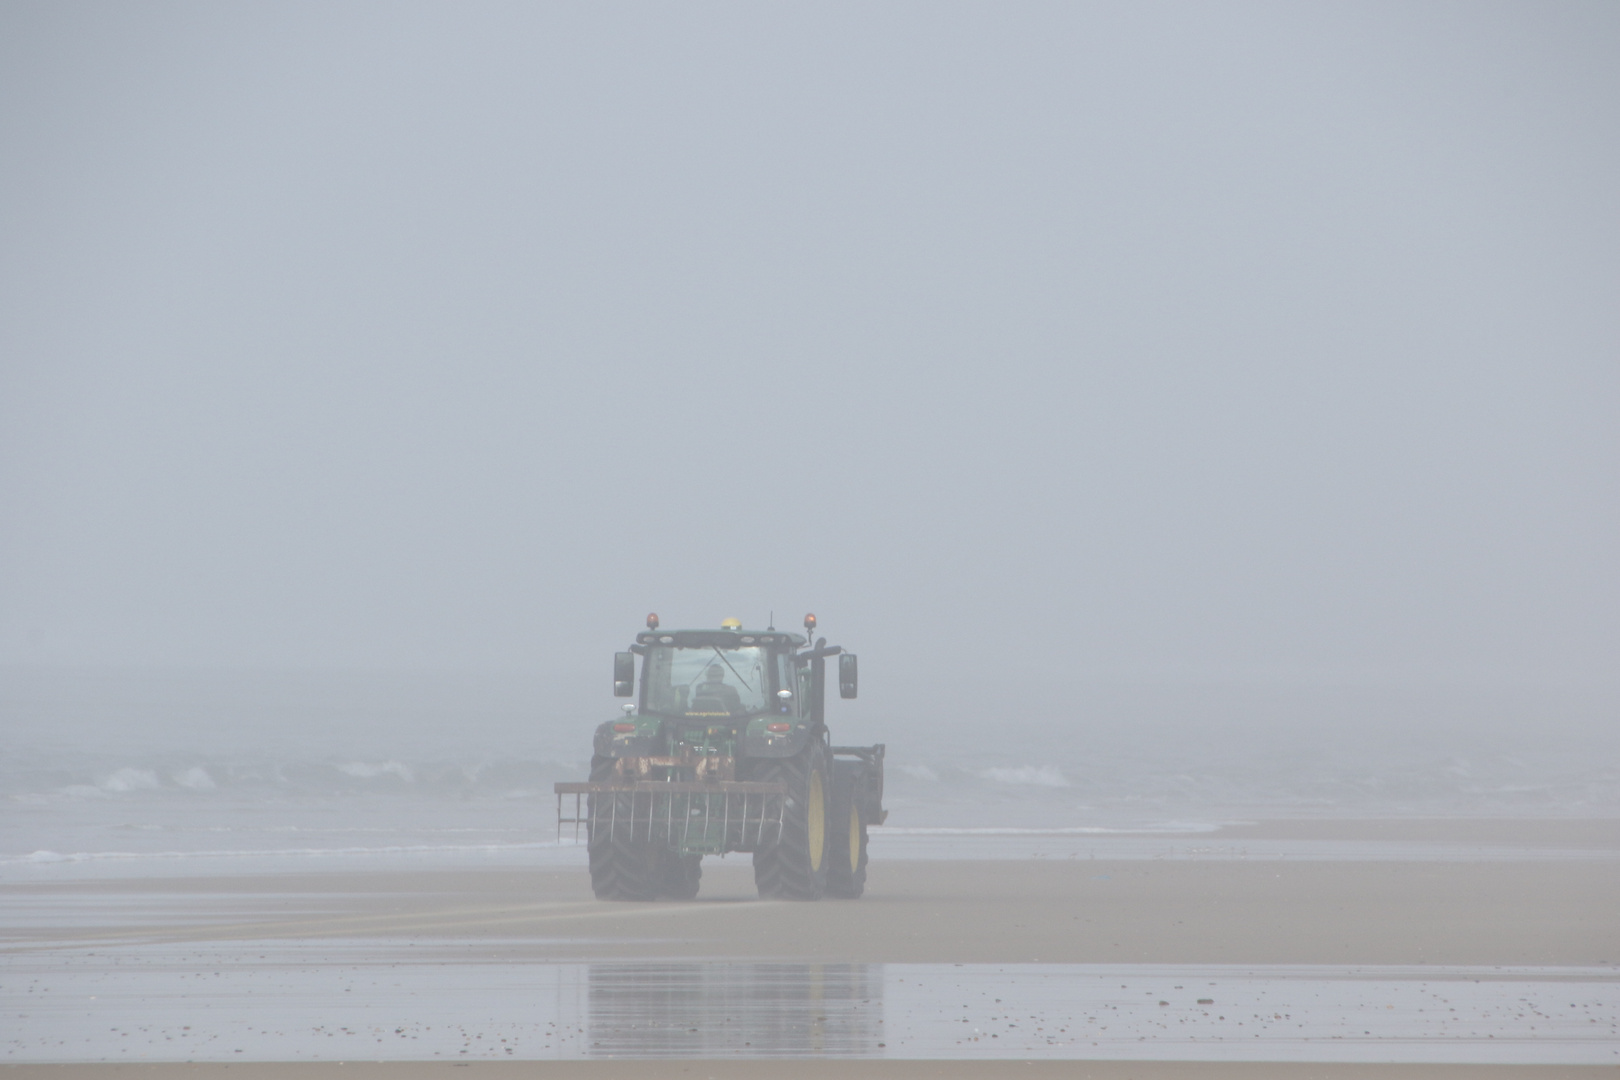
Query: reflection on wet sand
4 943 1616 1064
588 963 883 1056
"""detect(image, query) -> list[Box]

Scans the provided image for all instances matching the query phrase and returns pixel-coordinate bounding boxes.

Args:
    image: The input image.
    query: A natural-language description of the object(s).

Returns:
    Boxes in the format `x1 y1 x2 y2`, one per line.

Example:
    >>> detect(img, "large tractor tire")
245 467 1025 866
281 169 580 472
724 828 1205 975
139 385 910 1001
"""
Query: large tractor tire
656 850 702 900
751 743 831 900
586 755 658 901
825 772 868 899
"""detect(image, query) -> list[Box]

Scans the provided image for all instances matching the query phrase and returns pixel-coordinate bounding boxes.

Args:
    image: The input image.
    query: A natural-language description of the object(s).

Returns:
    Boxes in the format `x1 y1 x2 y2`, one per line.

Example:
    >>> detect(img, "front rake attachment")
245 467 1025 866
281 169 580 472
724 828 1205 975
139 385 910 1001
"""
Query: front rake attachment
554 780 788 855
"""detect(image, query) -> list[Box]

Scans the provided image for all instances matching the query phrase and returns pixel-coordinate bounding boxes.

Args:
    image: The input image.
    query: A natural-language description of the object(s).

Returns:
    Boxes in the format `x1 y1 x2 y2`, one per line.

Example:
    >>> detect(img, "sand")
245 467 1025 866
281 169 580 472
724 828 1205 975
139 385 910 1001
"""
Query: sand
9 857 1615 966
4 818 1617 1078
3 1062 1617 1079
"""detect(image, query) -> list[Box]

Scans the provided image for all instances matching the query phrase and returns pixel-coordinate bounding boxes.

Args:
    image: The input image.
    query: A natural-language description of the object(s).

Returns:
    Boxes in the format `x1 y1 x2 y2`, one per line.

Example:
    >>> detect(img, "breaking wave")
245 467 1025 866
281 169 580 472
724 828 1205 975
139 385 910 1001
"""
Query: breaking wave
1 754 586 802
979 765 1069 788
5 840 581 867
336 761 415 782
100 768 161 793
172 766 216 790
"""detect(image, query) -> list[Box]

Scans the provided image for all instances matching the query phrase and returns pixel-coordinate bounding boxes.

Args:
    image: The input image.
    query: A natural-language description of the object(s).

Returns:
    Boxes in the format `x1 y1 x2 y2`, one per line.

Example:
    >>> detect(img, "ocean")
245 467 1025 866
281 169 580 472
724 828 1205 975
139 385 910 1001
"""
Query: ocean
5 667 1616 880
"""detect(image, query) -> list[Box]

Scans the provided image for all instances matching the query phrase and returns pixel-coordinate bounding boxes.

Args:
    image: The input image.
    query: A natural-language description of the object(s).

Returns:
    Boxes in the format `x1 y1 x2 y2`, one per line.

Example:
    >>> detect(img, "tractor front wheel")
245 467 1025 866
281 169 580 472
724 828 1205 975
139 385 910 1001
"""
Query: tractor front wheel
587 755 658 901
751 744 831 900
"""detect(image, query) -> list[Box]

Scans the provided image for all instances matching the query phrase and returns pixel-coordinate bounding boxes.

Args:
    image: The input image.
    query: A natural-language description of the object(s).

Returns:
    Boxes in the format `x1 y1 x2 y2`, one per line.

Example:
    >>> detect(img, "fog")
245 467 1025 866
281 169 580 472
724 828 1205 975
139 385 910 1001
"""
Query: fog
2 2 1617 826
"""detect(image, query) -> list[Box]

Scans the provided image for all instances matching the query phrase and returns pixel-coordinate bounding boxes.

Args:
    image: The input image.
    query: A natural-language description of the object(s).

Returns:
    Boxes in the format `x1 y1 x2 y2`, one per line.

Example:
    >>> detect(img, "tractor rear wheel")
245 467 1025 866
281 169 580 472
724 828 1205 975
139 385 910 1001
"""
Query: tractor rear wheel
587 755 658 901
825 775 868 899
751 743 831 900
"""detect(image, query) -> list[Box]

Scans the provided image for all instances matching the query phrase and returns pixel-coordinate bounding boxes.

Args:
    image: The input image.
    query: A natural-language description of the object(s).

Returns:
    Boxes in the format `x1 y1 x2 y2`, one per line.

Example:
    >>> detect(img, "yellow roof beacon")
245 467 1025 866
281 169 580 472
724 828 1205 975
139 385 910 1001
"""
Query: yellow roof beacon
720 617 742 629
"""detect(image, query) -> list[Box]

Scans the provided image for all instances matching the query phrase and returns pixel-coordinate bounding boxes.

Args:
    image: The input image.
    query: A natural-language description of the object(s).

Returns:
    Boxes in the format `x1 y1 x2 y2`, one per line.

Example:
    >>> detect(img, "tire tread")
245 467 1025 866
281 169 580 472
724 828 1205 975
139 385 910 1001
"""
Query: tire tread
751 745 830 900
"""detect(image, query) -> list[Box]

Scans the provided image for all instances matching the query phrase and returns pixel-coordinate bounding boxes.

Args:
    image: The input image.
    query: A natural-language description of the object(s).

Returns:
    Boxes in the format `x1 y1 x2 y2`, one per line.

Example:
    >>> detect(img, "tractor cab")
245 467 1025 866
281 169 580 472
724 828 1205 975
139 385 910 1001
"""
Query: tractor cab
627 626 808 723
614 615 859 733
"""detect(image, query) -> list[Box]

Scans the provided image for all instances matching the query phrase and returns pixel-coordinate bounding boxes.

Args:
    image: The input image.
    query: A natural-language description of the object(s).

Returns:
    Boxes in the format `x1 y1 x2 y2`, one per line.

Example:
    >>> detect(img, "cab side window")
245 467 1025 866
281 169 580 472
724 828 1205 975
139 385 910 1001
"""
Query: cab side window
796 661 813 717
775 652 799 716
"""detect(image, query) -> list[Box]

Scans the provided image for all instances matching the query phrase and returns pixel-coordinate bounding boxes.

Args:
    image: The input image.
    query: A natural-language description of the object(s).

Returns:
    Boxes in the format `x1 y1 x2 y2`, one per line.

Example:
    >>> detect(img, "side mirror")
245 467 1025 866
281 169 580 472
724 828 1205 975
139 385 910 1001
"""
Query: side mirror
838 653 858 699
613 652 635 697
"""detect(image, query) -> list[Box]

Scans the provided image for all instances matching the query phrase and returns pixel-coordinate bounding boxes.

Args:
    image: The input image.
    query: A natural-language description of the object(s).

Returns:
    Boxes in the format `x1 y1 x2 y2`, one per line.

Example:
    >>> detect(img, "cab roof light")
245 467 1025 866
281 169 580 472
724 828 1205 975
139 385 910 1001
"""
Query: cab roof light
646 613 659 629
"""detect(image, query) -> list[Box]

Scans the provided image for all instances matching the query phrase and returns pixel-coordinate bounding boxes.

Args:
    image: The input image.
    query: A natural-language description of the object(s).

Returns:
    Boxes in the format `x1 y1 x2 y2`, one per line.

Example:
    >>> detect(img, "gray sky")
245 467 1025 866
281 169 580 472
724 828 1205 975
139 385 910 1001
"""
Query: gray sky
2 2 1616 724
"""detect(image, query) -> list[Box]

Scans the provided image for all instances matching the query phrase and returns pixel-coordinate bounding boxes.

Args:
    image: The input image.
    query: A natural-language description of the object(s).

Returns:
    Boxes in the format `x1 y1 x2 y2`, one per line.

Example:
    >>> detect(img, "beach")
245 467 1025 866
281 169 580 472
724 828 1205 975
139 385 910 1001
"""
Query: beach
4 818 1616 1077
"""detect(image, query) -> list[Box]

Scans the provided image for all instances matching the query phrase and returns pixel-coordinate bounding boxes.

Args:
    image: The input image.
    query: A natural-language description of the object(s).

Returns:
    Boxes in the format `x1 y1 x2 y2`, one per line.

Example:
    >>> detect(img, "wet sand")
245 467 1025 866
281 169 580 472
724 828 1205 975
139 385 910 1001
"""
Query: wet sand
4 819 1617 1076
4 1063 1618 1079
8 859 1616 966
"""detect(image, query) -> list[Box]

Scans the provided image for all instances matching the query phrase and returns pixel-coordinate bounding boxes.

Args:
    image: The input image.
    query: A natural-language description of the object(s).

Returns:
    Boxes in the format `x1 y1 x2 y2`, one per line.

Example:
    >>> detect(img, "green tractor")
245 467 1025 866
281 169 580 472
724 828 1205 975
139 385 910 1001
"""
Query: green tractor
556 614 885 901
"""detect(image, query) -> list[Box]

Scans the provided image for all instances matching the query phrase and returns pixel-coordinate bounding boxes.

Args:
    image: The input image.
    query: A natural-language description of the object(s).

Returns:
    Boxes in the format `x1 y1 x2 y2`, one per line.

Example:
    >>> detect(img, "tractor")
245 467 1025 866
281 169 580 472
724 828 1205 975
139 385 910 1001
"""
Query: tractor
555 614 885 901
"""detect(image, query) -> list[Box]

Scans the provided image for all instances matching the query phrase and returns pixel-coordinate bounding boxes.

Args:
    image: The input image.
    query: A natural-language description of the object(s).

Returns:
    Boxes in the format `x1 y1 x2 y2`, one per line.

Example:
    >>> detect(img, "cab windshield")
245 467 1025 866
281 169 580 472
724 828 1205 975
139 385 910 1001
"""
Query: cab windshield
643 645 768 717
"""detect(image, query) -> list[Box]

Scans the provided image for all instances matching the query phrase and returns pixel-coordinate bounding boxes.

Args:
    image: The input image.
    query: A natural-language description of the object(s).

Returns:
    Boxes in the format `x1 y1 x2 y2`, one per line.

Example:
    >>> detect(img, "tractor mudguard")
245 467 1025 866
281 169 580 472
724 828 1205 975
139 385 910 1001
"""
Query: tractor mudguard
741 717 817 758
831 744 886 824
592 717 660 759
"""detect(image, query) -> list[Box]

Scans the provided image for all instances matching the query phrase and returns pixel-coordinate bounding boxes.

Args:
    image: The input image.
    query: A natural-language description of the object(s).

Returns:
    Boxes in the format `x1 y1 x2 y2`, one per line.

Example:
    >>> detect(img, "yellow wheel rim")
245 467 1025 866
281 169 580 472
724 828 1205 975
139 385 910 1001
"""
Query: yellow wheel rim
848 803 861 873
808 770 825 872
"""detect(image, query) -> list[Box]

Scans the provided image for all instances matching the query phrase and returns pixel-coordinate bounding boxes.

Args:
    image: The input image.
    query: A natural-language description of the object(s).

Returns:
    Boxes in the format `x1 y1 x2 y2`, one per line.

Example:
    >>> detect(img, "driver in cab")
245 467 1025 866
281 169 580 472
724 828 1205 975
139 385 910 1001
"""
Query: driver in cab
691 665 744 714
